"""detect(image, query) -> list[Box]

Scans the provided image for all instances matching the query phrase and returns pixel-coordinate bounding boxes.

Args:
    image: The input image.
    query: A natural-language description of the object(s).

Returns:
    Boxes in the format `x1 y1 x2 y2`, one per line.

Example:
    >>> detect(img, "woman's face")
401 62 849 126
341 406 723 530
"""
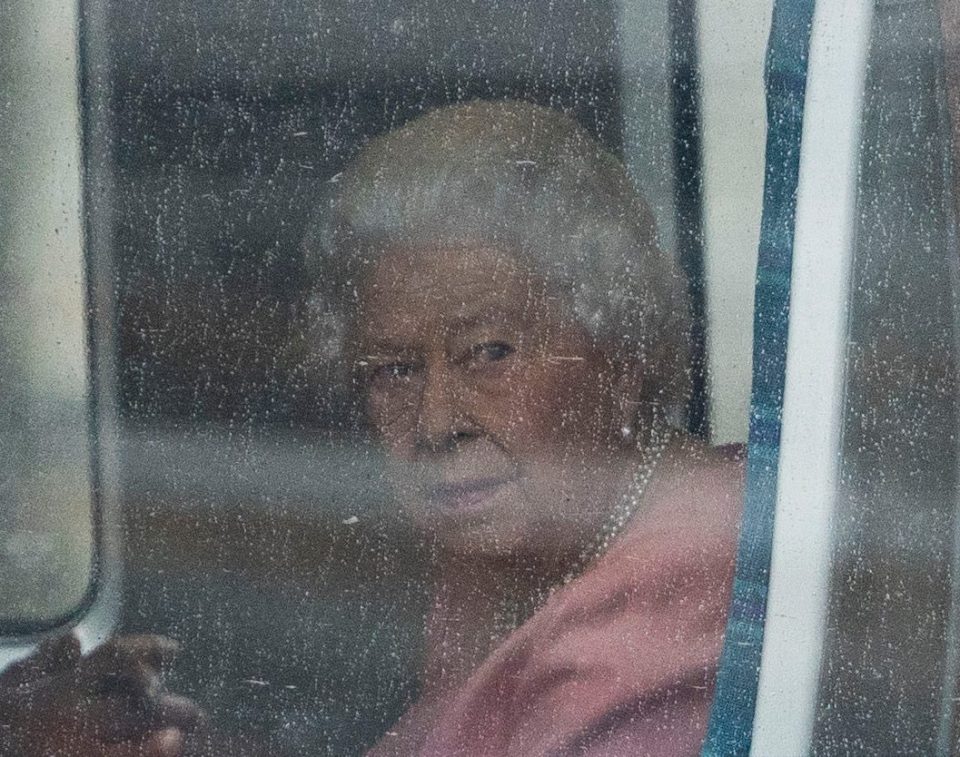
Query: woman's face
353 245 635 561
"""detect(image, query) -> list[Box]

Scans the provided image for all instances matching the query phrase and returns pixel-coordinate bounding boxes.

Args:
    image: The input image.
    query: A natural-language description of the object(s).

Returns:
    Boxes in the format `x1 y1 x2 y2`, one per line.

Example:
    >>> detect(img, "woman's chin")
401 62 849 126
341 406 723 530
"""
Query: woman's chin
405 486 533 560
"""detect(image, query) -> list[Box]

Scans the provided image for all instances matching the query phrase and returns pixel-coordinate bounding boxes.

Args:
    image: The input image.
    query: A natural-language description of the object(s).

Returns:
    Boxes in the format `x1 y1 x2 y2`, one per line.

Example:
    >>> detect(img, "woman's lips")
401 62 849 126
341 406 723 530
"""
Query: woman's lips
428 477 512 512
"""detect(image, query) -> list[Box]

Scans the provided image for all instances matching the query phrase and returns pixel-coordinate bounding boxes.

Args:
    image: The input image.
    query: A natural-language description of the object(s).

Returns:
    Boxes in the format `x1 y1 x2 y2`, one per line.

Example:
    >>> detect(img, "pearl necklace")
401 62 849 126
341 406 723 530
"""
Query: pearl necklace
562 426 672 586
492 428 672 636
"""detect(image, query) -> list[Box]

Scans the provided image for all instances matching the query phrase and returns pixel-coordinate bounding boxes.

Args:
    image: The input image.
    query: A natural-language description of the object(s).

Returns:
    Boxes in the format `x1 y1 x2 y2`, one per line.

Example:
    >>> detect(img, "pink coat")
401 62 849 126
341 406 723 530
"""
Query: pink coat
369 445 743 757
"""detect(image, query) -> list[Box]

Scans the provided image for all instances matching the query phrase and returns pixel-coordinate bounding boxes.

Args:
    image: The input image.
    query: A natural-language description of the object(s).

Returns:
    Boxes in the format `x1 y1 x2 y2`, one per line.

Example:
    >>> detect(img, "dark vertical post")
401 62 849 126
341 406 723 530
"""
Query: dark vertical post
668 0 709 438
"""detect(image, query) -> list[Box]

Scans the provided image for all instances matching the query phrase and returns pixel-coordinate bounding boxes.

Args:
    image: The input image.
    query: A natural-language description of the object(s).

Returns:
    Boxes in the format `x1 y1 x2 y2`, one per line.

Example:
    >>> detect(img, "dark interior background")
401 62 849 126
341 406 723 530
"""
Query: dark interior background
106 0 626 429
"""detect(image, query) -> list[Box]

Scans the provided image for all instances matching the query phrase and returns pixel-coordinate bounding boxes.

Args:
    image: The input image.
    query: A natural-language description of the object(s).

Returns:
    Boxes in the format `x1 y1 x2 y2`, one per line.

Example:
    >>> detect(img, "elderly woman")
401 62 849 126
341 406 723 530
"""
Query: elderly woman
1 100 742 756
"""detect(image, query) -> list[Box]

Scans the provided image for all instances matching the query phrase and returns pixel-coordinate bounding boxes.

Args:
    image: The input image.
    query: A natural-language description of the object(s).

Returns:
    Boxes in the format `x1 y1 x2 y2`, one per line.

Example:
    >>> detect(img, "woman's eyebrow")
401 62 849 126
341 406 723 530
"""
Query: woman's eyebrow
448 305 530 332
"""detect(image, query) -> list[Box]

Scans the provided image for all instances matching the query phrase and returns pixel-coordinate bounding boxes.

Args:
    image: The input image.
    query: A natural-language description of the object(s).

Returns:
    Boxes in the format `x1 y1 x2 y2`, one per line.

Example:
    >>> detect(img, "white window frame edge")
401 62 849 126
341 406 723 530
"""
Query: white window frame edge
0 0 121 672
749 1 873 755
79 0 124 659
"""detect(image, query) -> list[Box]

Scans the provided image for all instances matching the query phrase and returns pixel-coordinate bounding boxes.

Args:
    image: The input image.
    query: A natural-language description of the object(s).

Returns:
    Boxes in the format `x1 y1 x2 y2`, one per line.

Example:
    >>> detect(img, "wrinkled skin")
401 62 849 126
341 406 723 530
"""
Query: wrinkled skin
355 245 640 567
0 634 202 757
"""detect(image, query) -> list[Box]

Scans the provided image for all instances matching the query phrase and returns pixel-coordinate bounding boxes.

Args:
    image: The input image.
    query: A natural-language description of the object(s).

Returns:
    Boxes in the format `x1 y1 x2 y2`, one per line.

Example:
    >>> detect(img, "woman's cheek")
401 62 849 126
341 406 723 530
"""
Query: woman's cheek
367 392 417 456
499 369 581 446
548 369 615 446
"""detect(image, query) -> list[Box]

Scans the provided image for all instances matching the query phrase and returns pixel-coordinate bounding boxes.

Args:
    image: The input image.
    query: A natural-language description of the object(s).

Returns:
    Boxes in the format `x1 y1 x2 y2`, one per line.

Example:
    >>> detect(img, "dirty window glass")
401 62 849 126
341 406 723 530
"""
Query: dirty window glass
69 0 764 752
812 2 960 753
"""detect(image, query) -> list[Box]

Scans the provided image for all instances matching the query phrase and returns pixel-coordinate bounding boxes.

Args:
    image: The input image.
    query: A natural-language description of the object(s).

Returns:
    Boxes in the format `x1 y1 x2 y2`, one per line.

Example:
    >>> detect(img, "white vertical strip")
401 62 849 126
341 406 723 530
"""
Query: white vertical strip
749 2 872 755
696 0 773 445
2 6 87 403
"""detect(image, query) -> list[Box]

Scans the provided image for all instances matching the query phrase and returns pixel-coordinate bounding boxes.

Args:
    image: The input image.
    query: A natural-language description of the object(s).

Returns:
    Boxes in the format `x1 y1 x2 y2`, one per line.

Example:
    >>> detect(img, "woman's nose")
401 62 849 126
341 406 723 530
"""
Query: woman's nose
414 363 474 454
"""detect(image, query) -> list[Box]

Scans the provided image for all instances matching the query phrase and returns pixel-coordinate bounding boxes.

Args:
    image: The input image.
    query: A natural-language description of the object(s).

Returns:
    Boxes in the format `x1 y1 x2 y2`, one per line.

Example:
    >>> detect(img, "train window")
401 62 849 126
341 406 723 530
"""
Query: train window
0 0 814 755
10 0 960 752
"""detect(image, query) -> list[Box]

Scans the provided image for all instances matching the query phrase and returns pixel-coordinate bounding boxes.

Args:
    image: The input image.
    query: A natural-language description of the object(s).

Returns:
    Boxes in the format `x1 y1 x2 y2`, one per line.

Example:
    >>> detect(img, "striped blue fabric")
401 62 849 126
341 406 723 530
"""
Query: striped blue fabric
701 2 815 754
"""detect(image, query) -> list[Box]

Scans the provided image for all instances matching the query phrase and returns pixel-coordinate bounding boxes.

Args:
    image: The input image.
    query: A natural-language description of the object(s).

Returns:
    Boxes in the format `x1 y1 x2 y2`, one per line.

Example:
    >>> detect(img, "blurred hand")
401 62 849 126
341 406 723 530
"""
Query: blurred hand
0 633 203 757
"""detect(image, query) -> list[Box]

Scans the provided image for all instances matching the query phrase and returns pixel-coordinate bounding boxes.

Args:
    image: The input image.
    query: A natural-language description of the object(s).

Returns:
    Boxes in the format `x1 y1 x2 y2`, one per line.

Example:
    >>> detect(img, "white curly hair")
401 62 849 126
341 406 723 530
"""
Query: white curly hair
297 100 692 428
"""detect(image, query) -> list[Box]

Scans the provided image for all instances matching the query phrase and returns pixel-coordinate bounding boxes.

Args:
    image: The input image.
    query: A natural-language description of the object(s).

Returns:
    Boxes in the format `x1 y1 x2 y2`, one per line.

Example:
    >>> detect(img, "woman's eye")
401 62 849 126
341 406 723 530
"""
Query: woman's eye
470 341 514 364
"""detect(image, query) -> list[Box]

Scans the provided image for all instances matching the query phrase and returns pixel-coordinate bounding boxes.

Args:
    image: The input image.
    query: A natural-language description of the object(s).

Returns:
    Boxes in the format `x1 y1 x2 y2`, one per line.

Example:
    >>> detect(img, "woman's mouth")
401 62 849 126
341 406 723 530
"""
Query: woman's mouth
428 477 512 512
